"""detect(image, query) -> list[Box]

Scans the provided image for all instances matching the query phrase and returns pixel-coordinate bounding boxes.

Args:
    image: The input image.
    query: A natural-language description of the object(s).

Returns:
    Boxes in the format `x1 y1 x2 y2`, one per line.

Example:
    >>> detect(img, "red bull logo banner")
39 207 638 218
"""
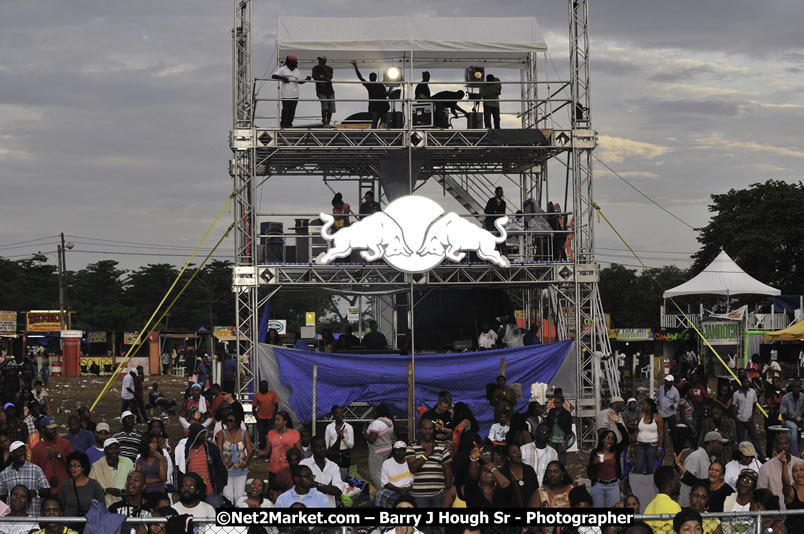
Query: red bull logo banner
315 195 510 273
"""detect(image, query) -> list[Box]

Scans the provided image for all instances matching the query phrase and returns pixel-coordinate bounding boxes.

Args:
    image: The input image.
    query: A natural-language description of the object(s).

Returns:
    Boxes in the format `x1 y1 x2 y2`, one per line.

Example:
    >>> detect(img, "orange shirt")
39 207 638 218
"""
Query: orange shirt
253 391 279 420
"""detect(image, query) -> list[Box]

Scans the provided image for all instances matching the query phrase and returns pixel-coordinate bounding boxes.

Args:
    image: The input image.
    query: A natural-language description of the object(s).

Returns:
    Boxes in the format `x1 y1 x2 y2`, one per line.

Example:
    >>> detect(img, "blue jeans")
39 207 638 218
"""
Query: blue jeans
414 491 443 509
783 420 802 457
635 442 658 474
591 481 620 508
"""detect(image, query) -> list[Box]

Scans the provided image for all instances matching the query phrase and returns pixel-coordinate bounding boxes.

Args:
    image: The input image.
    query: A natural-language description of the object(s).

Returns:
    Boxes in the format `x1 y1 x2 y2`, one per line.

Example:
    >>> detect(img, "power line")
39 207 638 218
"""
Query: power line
0 236 59 249
67 249 231 259
66 234 225 251
597 246 693 256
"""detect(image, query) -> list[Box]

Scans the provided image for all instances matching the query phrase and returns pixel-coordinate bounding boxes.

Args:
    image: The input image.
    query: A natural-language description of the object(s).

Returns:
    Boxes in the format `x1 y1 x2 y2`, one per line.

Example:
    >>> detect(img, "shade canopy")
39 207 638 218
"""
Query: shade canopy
276 17 547 68
763 320 804 341
663 250 781 298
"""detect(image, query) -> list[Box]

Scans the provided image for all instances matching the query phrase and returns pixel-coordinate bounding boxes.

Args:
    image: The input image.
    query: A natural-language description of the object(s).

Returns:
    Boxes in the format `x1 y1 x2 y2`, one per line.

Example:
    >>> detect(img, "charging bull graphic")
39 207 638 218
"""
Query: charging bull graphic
417 213 510 267
316 211 413 263
314 195 511 273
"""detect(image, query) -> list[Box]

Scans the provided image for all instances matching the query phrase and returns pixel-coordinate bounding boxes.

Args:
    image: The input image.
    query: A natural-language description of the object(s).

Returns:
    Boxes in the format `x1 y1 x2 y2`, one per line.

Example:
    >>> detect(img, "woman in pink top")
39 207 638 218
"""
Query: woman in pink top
331 193 351 229
258 411 300 476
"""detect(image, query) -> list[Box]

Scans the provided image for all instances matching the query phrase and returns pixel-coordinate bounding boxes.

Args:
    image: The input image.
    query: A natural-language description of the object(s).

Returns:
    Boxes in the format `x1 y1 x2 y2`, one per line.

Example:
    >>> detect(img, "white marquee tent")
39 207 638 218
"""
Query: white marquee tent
663 250 781 298
276 17 547 68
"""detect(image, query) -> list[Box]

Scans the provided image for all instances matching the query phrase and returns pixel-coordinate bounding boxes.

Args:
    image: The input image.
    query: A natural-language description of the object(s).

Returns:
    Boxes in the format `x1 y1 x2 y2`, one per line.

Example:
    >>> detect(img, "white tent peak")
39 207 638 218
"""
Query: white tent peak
663 250 781 298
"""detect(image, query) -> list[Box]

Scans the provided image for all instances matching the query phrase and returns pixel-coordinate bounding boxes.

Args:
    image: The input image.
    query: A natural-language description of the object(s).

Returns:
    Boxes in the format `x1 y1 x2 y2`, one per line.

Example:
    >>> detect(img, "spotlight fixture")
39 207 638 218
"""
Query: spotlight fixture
465 66 485 88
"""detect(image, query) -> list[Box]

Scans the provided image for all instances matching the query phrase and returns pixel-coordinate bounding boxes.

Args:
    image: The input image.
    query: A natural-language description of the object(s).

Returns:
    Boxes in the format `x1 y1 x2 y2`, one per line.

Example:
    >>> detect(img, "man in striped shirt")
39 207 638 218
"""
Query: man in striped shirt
112 411 141 463
406 418 452 508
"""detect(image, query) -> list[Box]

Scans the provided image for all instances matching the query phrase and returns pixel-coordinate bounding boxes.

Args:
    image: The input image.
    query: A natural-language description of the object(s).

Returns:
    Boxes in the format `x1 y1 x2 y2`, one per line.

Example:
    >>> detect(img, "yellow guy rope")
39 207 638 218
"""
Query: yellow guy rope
592 202 768 419
90 195 233 411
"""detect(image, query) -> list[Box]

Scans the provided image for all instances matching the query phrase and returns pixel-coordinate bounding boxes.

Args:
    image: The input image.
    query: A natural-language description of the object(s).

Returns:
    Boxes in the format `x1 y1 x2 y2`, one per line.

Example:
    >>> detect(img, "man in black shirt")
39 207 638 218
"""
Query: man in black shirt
415 71 431 99
484 187 506 232
359 191 381 218
109 470 152 520
351 61 389 128
362 321 387 350
312 56 336 126
432 90 467 128
421 393 454 443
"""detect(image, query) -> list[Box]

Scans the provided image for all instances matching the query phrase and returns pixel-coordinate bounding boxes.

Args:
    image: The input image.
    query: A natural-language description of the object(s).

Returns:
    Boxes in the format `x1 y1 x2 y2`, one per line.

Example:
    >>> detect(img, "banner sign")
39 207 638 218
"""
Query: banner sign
653 329 691 342
80 356 113 372
267 320 287 335
709 305 748 321
305 312 316 326
213 326 235 338
0 311 16 332
615 328 653 341
123 332 142 345
60 330 82 338
347 307 359 322
26 311 61 332
87 331 107 343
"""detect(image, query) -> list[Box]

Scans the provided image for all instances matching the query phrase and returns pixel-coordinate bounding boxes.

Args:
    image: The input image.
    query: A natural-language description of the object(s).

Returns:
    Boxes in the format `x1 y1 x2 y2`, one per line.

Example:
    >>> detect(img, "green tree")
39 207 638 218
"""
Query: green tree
692 180 804 294
69 260 128 330
0 255 59 312
599 264 689 329
124 263 182 329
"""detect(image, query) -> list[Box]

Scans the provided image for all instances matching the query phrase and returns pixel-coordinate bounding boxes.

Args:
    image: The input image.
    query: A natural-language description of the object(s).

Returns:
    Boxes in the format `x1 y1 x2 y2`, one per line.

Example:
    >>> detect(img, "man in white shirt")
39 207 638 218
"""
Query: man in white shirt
376 441 414 507
299 435 345 508
732 380 762 456
478 323 497 350
324 405 354 480
520 422 558 485
271 55 311 128
595 396 625 442
171 472 216 531
120 368 136 415
724 441 762 490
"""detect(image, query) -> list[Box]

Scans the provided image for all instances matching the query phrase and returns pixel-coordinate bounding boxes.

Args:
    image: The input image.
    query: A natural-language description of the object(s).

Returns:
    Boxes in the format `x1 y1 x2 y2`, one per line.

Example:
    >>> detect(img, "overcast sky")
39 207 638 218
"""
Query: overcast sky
2 1 802 275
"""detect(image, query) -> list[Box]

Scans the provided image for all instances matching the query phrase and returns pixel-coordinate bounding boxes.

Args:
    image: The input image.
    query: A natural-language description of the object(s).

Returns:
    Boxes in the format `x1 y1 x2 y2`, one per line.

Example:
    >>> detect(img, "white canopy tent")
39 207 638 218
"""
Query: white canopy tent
276 17 547 68
663 250 781 298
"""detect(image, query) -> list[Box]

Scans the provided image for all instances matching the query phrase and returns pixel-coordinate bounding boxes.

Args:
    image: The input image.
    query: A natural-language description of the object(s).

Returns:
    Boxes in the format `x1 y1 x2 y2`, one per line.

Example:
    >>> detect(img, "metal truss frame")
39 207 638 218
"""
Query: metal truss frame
230 0 607 446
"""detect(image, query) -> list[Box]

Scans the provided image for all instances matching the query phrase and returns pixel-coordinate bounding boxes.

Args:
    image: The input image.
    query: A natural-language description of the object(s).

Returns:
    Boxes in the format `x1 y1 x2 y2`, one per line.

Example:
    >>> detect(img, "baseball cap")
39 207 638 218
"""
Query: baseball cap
9 441 25 453
703 431 729 443
739 468 758 482
627 398 637 404
286 55 297 61
120 410 134 423
40 416 57 429
738 441 758 457
393 441 407 449
96 422 110 433
610 396 624 405
103 438 120 449
3 402 15 411
665 375 675 382
317 55 327 60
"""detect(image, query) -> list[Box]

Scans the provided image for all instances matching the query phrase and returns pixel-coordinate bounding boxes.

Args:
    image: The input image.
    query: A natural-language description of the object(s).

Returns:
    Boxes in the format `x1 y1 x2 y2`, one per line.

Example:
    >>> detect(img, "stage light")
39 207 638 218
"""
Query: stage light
386 66 401 80
465 66 485 88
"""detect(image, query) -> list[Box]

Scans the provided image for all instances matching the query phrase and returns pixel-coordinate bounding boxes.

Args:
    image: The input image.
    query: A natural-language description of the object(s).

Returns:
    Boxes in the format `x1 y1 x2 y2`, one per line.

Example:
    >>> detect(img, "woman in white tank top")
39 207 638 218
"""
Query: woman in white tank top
634 398 663 474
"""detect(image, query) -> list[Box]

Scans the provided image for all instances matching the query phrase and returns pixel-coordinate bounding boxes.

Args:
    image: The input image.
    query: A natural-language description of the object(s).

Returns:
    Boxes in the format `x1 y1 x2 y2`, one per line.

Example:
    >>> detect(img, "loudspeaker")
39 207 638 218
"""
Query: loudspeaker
387 111 405 129
466 112 483 129
412 103 433 127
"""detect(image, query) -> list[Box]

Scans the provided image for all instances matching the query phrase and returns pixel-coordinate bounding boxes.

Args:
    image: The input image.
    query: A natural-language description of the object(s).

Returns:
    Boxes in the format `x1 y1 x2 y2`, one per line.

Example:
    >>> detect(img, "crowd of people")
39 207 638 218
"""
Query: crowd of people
0 345 801 534
271 55 502 129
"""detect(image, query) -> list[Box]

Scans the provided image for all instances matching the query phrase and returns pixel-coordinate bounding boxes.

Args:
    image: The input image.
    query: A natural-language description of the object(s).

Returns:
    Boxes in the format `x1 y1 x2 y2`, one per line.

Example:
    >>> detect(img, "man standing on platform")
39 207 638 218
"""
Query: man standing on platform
272 55 311 128
312 56 335 126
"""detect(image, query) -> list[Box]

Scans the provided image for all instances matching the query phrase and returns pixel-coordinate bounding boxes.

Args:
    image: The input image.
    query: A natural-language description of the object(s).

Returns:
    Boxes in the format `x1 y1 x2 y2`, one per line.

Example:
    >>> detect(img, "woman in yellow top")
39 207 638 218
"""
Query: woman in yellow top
529 460 574 508
688 484 723 534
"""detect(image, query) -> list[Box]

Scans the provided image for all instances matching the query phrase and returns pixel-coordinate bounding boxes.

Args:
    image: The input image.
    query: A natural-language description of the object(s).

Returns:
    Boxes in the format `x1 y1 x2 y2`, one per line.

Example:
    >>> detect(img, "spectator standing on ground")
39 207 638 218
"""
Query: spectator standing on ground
30 417 73 495
364 403 395 492
596 396 625 442
732 378 762 456
520 422 558 484
312 56 335 127
33 381 50 416
216 410 252 505
178 384 212 432
634 398 663 475
643 466 682 534
299 436 344 508
658 375 680 446
161 349 171 376
120 369 136 416
545 390 573 464
58 450 104 517
135 432 167 498
480 74 501 129
85 423 109 465
174 423 228 508
324 405 354 480
113 411 142 463
222 354 238 393
271 55 311 129
588 426 629 508
0 441 50 514
131 366 149 423
529 460 573 508
252 381 278 451
500 443 538 508
63 416 93 453
88 438 133 508
406 418 452 508
76 407 95 434
257 411 300 483
3 403 28 445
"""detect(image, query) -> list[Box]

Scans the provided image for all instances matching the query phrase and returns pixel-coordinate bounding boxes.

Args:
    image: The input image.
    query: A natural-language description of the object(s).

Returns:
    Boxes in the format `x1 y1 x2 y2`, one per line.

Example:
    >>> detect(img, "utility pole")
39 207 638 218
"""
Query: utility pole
58 234 65 331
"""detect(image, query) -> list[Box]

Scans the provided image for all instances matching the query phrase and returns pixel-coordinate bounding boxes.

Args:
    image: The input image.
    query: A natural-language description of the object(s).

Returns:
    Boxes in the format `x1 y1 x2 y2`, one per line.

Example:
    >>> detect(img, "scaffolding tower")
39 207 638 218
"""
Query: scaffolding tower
229 2 611 447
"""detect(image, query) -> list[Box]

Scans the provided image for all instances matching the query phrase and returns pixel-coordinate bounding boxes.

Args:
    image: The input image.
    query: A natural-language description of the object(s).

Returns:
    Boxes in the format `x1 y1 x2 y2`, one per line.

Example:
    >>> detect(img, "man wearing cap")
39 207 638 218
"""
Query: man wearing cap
85 423 110 465
623 397 640 436
758 433 804 510
178 384 211 431
312 56 336 126
595 396 625 442
89 437 134 507
3 402 28 444
678 430 727 506
0 441 50 514
113 411 142 463
781 380 804 457
272 55 311 128
724 441 762 490
375 440 413 508
658 375 680 442
30 416 73 494
121 368 137 416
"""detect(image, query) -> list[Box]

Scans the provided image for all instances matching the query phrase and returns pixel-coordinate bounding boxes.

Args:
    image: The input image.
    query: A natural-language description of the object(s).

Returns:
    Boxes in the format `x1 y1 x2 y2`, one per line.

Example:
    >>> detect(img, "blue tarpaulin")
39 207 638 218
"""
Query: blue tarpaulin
272 341 573 435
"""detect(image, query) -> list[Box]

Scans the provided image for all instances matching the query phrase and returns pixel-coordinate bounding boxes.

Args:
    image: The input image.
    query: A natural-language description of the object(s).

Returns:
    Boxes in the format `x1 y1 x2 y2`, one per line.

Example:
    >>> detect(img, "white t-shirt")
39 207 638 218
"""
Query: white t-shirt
300 457 345 508
380 457 413 489
171 499 216 518
325 421 355 451
488 423 510 442
478 330 497 349
724 458 761 491
235 495 273 508
272 65 302 99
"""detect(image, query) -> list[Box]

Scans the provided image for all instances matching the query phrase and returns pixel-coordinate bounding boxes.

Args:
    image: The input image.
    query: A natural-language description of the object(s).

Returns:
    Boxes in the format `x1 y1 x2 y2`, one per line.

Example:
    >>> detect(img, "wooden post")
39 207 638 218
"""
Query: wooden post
408 359 414 442
500 357 506 377
312 364 318 437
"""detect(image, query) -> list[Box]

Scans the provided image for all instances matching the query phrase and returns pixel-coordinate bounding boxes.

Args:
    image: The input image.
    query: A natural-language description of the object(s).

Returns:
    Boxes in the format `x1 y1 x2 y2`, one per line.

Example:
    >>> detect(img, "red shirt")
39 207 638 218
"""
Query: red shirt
687 385 708 409
187 447 213 495
253 391 279 420
30 436 73 493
